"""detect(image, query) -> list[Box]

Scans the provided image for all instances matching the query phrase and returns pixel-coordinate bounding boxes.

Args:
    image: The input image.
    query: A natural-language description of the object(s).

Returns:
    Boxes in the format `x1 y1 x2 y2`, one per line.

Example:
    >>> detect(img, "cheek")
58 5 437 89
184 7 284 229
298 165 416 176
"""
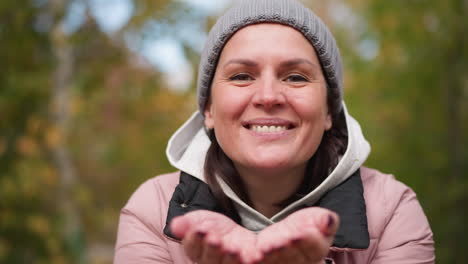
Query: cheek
289 90 329 122
210 88 251 155
212 88 250 122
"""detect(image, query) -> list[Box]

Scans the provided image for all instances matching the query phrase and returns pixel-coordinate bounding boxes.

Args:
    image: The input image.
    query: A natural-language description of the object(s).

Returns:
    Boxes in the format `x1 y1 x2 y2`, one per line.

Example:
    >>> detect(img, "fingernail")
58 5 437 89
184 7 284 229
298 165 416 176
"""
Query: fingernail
196 231 207 238
208 243 220 249
276 246 286 251
327 215 335 229
324 215 335 236
292 238 302 244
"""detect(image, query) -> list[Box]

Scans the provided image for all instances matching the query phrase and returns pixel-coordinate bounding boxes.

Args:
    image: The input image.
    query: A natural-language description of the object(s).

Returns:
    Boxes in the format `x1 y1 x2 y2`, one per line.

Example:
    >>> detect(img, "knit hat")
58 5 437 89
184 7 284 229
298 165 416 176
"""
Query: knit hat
197 0 343 115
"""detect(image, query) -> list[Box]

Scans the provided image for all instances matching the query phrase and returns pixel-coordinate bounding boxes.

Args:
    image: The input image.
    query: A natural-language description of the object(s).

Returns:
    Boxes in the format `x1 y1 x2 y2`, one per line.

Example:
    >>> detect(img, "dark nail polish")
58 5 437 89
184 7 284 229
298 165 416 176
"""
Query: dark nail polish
323 215 336 236
327 215 335 229
292 238 302 244
196 231 207 238
208 243 220 249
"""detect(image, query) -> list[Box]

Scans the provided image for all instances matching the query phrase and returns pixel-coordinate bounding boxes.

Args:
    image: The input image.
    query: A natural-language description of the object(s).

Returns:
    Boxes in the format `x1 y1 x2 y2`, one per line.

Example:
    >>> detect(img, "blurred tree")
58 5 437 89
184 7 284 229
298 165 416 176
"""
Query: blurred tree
0 0 62 262
327 0 468 262
49 0 85 262
1 0 194 263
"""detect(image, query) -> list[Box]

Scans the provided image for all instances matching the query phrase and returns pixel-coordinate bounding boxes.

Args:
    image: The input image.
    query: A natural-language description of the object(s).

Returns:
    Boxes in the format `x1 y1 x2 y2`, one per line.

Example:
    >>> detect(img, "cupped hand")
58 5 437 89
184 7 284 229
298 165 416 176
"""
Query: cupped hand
256 207 339 264
170 211 261 264
170 207 339 264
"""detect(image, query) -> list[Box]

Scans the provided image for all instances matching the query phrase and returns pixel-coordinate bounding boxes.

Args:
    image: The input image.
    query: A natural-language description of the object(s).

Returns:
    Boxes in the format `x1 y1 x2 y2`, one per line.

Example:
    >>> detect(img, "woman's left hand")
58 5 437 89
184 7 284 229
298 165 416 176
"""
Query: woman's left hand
171 207 338 264
255 207 339 264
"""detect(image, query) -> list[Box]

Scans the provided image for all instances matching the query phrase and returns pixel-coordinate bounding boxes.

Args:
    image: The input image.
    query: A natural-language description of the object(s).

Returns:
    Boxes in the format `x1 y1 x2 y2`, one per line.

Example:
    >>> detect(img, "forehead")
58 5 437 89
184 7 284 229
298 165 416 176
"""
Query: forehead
218 23 319 63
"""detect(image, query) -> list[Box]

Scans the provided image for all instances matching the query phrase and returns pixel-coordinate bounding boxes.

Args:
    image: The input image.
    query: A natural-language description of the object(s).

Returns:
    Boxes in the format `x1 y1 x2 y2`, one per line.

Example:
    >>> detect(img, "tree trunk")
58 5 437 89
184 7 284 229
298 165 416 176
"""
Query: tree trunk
49 0 84 262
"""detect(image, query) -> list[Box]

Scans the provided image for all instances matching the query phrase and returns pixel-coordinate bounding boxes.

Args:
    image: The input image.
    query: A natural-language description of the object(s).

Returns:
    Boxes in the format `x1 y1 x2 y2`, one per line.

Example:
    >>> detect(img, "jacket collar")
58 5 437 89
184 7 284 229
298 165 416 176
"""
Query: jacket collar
163 169 369 250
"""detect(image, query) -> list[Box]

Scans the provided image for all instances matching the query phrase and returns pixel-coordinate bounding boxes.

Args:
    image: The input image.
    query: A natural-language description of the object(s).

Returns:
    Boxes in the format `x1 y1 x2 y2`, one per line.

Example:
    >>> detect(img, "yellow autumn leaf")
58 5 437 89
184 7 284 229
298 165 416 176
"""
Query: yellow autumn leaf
45 126 63 148
70 96 83 115
41 166 58 186
27 215 51 236
27 116 44 135
51 254 67 264
15 136 39 156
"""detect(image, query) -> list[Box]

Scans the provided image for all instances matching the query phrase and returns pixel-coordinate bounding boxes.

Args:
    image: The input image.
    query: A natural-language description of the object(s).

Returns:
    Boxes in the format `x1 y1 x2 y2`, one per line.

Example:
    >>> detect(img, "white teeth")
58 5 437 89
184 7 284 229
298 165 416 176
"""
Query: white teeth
251 125 288 133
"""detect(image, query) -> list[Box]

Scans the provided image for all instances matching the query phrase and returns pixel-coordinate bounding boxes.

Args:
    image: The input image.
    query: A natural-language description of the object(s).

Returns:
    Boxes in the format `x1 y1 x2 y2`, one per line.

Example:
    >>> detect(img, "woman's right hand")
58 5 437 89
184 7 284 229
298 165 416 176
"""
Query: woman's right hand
170 210 261 264
256 208 339 264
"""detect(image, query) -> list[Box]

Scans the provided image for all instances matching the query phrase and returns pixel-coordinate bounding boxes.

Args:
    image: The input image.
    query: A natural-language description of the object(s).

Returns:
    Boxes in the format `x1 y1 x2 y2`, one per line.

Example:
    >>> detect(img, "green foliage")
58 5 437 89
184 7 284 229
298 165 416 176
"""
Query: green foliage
0 1 62 263
341 0 468 262
1 0 193 263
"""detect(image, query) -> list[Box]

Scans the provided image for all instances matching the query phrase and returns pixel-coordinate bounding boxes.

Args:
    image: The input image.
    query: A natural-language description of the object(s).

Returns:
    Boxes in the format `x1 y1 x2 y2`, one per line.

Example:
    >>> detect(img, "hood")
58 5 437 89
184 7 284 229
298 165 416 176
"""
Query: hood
166 102 371 230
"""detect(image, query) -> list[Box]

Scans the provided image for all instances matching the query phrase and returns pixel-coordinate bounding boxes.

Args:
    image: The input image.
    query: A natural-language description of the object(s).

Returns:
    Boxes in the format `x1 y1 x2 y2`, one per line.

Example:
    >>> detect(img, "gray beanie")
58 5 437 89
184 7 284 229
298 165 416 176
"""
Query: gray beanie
197 0 343 114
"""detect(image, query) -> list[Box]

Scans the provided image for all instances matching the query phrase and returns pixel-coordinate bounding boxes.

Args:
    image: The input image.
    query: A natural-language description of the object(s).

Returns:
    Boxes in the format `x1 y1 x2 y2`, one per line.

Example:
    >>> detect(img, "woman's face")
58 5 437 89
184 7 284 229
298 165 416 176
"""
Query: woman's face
204 23 332 175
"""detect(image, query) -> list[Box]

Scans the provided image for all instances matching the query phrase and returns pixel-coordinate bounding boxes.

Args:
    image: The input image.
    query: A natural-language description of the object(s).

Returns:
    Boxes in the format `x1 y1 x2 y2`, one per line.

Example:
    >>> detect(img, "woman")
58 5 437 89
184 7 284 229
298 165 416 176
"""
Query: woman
114 0 434 263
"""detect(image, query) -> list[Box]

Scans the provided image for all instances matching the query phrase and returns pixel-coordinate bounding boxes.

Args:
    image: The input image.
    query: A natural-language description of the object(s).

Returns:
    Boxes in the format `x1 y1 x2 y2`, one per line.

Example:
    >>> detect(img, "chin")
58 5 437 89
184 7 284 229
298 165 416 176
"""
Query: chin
247 157 294 170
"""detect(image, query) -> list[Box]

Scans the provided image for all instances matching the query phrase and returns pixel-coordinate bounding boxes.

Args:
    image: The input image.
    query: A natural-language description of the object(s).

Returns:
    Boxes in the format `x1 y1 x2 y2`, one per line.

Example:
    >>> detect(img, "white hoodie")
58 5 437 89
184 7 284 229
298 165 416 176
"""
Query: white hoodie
166 102 370 232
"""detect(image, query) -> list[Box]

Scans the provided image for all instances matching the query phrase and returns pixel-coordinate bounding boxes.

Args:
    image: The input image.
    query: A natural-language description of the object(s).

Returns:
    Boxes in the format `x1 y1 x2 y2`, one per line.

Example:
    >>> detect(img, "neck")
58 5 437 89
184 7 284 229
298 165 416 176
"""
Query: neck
235 165 306 218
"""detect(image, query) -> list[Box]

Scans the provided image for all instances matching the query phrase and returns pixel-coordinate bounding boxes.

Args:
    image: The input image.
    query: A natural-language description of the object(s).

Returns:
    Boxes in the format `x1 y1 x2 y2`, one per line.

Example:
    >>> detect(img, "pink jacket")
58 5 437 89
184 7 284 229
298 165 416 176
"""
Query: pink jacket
114 167 434 263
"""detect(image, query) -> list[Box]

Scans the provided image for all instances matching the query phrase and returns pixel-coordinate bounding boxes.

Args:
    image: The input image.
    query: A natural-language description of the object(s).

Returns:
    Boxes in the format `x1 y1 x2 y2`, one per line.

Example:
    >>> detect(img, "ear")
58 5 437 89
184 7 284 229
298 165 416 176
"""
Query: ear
325 113 332 131
204 101 215 129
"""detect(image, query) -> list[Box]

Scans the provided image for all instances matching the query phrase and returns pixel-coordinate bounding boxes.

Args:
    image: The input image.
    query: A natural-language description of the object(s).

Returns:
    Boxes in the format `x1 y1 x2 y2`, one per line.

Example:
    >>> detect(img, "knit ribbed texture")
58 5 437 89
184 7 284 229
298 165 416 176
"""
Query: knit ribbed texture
197 0 343 114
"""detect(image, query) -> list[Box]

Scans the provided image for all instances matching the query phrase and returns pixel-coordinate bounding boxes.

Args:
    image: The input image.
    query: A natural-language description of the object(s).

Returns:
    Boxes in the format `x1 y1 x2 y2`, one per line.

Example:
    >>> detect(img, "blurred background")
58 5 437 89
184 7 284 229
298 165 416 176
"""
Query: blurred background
0 0 466 263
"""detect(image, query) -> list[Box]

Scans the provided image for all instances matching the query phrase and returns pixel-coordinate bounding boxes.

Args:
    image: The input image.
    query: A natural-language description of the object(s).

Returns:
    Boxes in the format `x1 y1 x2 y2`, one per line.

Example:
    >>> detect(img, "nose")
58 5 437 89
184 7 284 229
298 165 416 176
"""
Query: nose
252 75 285 109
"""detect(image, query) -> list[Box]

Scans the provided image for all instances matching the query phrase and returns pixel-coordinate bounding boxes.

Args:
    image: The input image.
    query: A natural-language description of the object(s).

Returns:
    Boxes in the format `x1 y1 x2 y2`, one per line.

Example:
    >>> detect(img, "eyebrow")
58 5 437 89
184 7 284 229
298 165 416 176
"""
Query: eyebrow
222 58 320 70
223 59 258 69
279 58 320 70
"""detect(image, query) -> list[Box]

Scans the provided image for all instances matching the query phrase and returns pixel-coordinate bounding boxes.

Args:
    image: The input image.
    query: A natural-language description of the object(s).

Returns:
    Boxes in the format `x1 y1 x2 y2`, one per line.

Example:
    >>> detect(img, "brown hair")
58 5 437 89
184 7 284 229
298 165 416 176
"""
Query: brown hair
204 86 348 214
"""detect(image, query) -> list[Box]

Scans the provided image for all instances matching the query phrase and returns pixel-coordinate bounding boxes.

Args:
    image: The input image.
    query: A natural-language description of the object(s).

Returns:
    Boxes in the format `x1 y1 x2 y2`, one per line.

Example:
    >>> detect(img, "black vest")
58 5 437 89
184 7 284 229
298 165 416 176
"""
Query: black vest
163 169 369 249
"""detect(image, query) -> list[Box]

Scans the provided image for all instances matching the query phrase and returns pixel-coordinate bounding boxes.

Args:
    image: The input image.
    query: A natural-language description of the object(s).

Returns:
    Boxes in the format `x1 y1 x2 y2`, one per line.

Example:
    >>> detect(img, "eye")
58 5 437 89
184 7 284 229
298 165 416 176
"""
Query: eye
284 74 309 82
229 73 254 81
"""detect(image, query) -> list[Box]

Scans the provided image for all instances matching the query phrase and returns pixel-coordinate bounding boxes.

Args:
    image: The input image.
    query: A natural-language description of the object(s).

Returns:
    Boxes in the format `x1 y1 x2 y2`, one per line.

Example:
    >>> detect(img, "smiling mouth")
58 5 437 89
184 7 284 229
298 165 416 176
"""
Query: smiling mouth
242 120 296 133
248 125 289 133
